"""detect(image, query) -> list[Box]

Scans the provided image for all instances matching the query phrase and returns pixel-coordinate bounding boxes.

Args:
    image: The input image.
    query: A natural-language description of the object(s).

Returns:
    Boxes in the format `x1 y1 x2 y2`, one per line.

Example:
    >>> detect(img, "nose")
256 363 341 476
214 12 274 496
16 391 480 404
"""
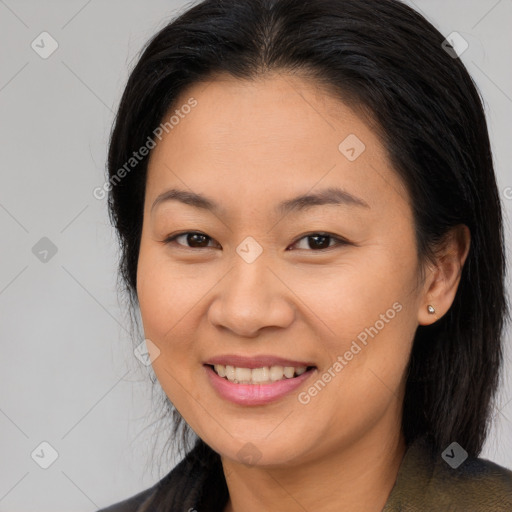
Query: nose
207 257 295 338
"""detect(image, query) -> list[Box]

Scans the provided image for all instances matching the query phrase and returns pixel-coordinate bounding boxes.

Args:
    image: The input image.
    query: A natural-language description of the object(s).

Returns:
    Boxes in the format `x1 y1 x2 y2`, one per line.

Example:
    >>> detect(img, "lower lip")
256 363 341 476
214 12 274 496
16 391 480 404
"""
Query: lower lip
204 365 316 405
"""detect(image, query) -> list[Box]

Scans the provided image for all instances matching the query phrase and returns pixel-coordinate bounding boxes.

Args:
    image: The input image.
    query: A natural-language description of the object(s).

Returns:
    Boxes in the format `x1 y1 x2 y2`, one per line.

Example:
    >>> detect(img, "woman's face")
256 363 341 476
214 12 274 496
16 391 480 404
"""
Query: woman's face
137 73 427 466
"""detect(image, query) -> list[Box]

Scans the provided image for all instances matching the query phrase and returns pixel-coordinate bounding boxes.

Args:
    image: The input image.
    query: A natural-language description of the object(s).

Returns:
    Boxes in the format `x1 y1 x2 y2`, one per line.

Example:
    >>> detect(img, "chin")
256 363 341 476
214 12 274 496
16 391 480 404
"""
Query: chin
197 426 321 468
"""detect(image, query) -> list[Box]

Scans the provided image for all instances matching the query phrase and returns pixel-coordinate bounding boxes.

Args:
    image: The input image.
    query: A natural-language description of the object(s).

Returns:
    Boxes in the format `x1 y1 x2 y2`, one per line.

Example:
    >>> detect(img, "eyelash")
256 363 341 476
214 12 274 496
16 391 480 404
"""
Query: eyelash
162 231 349 252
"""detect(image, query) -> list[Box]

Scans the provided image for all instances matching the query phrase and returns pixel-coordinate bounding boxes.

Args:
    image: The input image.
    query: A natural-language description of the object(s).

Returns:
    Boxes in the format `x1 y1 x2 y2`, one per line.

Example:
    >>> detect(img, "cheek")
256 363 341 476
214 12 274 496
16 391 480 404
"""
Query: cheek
136 245 205 408
306 306 415 445
136 243 194 362
293 247 414 342
303 248 418 406
137 239 197 335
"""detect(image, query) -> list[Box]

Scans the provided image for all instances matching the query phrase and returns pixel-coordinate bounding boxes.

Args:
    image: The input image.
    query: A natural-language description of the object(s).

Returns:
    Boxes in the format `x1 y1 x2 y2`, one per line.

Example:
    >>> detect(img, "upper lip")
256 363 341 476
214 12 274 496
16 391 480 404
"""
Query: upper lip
204 354 315 369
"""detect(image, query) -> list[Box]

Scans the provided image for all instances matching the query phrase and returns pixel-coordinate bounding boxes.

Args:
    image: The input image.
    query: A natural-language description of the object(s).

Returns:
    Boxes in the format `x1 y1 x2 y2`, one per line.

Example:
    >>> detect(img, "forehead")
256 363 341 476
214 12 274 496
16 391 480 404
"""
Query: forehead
146 73 409 216
157 73 369 152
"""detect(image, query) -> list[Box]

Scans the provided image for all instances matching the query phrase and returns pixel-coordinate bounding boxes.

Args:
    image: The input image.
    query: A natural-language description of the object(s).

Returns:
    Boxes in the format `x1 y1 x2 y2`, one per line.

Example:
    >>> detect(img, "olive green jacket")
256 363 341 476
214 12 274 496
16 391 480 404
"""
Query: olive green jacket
98 437 512 511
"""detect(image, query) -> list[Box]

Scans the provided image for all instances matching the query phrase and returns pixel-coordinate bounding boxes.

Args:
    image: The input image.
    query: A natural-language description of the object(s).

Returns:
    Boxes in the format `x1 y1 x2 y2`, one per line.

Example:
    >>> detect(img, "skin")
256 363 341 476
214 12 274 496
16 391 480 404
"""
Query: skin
136 71 470 512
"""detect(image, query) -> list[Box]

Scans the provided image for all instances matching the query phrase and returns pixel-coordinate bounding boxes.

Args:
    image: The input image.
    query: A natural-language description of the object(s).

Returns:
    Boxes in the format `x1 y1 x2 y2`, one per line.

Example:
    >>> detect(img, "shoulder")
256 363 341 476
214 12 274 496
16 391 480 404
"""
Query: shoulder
384 437 512 511
431 453 512 510
95 441 219 512
96 485 157 512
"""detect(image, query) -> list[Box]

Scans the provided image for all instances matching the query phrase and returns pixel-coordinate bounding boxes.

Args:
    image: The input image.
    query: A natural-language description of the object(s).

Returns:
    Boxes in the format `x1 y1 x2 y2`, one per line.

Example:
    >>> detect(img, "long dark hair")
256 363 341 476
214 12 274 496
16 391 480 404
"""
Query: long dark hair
106 0 508 506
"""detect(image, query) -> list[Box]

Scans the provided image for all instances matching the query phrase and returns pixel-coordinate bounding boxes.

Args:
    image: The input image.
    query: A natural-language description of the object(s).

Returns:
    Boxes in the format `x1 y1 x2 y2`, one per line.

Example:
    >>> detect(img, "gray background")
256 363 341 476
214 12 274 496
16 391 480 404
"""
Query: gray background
0 0 511 510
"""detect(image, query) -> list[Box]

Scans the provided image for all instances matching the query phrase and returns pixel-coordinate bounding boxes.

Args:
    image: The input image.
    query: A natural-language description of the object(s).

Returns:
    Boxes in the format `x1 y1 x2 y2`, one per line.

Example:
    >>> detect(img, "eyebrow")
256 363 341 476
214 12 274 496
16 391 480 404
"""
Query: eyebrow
151 186 370 216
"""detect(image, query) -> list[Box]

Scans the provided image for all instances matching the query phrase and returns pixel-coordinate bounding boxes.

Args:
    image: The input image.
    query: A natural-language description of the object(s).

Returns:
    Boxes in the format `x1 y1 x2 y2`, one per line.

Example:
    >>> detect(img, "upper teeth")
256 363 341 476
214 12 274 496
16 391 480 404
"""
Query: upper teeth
213 364 308 384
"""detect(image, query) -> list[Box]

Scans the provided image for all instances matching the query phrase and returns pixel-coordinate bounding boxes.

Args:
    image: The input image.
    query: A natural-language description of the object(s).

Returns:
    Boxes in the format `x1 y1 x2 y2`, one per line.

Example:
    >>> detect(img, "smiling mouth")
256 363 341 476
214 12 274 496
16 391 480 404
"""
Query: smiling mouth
207 364 317 385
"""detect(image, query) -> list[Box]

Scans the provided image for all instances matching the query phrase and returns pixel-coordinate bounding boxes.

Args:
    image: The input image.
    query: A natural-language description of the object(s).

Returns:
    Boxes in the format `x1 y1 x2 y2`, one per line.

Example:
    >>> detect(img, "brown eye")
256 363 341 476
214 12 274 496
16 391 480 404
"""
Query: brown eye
289 233 348 251
164 231 217 249
163 231 348 252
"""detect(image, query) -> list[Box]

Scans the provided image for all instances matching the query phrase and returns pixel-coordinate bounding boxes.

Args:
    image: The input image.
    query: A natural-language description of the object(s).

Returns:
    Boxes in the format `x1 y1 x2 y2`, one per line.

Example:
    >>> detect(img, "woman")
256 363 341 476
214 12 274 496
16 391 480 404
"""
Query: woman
98 0 512 510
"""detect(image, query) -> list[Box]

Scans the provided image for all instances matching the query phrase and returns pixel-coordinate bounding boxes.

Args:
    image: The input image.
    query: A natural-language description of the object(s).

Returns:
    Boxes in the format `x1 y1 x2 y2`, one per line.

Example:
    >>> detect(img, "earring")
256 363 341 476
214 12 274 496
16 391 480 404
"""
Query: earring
427 305 436 315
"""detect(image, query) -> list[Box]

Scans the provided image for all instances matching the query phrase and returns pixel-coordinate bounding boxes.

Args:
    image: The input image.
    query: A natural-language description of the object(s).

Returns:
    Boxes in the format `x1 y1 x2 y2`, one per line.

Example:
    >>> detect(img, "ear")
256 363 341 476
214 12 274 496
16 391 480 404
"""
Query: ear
418 224 471 326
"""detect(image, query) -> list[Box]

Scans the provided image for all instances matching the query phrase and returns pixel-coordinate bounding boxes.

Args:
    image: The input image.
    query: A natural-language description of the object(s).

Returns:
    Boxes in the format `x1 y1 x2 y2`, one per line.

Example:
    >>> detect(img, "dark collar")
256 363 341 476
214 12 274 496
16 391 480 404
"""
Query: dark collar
382 436 512 511
99 436 512 511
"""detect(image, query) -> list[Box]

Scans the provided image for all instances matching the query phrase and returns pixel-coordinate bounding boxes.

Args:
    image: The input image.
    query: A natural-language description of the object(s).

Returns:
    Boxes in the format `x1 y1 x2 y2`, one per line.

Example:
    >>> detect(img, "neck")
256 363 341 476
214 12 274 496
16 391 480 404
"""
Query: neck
221 428 406 512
